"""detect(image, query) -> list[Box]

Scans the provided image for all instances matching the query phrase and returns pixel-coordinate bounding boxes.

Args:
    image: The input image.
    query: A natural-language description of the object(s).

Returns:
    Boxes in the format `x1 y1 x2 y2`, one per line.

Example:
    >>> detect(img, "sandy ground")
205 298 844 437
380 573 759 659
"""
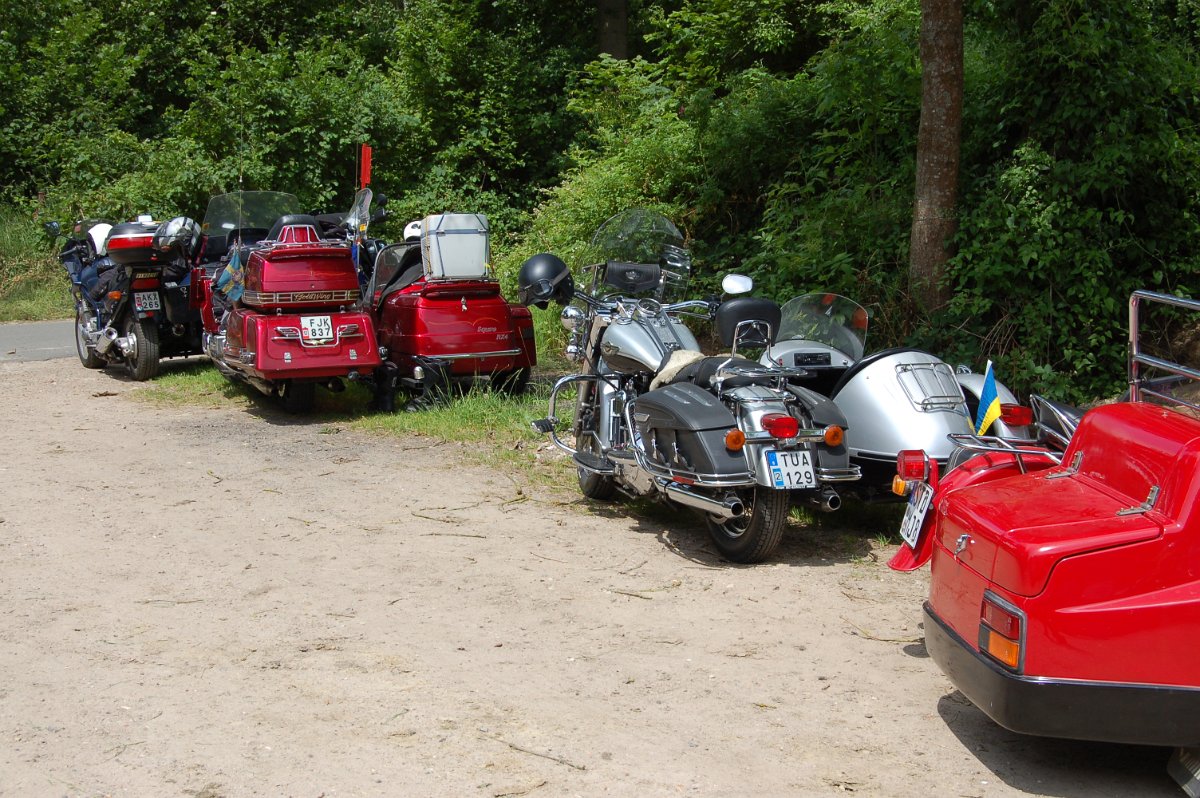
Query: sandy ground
0 358 1182 797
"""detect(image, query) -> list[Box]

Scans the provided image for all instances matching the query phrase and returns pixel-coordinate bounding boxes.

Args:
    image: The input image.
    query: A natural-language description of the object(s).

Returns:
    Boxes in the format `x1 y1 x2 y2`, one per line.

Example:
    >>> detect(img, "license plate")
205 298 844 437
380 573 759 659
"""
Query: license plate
899 480 934 548
300 315 333 342
766 449 816 489
134 291 161 312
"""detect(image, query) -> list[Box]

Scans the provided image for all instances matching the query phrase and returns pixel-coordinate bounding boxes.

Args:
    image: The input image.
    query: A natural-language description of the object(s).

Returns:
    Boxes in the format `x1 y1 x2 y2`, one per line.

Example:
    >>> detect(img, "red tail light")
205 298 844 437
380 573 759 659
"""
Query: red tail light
761 413 799 439
999 403 1033 427
896 449 929 480
979 592 1025 670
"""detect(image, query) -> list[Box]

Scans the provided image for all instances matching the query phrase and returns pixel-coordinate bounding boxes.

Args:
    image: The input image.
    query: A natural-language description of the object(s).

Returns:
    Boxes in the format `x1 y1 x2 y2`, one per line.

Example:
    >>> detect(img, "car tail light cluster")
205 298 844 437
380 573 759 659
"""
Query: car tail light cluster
979 591 1025 671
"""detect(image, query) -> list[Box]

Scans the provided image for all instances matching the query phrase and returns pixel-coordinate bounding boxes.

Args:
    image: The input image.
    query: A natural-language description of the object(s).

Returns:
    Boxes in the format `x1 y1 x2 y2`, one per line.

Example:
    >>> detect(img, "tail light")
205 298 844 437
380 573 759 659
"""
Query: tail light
1000 403 1033 427
979 591 1025 671
761 413 799 439
896 449 930 481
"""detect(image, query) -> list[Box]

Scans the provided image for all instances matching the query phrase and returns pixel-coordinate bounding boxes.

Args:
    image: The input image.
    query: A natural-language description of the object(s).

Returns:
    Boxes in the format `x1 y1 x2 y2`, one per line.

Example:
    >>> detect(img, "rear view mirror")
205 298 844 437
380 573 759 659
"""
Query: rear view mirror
722 273 753 295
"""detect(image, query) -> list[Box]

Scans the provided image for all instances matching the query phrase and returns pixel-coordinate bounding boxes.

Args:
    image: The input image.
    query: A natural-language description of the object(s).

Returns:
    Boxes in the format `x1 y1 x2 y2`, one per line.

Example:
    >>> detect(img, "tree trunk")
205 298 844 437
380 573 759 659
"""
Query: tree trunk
909 0 963 311
597 0 628 59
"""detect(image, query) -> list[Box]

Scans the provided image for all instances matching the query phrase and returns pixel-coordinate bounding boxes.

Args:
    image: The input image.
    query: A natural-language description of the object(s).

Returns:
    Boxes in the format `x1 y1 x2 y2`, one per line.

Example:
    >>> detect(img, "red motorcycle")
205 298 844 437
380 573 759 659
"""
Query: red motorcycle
362 213 536 411
196 190 382 412
888 290 1200 790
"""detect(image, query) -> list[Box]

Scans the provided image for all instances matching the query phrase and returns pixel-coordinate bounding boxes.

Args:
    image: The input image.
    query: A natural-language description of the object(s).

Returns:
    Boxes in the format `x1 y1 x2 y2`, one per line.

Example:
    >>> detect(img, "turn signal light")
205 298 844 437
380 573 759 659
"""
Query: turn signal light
979 592 1024 670
892 474 911 497
823 425 844 447
724 428 746 451
1000 403 1034 427
761 413 799 439
896 449 930 481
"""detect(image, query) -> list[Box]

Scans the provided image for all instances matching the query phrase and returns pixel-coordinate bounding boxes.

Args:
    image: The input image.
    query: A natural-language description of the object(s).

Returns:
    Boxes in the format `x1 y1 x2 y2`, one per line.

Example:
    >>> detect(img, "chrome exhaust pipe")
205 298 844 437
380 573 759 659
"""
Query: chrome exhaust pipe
663 482 745 520
94 326 119 355
803 487 842 513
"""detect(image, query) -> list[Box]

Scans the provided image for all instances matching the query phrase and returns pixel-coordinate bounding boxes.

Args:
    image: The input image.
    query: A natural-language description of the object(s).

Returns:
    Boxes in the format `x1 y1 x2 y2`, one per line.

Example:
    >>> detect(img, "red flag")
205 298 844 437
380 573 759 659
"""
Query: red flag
359 144 373 187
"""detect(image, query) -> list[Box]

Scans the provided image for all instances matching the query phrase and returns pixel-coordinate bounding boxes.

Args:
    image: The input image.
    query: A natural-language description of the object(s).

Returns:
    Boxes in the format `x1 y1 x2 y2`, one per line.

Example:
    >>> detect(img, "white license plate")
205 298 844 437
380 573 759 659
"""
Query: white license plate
134 291 161 312
766 449 816 489
899 480 934 548
300 315 333 342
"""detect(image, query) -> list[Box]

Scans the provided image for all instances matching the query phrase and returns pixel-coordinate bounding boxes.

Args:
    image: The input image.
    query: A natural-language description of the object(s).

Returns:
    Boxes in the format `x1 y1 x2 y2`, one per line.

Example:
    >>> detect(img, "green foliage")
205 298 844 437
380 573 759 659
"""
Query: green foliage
0 204 69 321
936 0 1200 402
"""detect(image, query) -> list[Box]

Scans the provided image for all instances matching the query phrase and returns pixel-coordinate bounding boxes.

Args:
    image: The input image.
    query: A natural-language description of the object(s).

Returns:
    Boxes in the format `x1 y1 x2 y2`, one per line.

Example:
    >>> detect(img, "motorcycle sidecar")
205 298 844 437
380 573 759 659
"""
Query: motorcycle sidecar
891 290 1200 750
364 213 536 410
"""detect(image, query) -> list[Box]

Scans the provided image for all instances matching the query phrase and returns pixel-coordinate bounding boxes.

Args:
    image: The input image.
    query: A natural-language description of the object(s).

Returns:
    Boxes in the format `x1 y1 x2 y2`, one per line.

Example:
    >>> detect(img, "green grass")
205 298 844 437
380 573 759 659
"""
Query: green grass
0 208 74 322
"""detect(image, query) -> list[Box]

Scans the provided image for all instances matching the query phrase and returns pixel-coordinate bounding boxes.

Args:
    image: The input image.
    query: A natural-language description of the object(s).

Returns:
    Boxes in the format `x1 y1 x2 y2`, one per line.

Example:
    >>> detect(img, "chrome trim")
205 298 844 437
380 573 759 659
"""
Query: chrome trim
425 348 522 360
945 432 1065 473
242 289 360 305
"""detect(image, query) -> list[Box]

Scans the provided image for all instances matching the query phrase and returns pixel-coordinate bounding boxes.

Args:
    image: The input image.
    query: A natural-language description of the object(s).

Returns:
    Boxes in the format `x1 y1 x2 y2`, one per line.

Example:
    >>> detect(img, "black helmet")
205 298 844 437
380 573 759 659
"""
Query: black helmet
152 216 200 257
518 252 573 308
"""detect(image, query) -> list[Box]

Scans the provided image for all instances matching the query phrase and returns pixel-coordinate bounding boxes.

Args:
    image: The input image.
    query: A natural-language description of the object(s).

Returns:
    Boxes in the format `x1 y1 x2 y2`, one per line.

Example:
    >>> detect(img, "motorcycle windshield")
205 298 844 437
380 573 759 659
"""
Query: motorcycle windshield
201 191 302 235
580 209 691 302
776 294 870 361
342 188 373 235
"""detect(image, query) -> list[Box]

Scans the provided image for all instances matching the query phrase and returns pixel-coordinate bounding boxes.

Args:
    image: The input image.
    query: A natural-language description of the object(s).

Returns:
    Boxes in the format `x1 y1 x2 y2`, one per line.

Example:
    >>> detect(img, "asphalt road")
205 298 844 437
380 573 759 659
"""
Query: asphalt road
0 319 74 363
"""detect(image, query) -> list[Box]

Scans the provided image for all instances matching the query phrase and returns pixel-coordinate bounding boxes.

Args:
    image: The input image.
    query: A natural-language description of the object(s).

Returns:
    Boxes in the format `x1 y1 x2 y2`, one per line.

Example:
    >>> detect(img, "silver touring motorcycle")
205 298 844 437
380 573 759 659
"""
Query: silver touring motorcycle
518 210 860 563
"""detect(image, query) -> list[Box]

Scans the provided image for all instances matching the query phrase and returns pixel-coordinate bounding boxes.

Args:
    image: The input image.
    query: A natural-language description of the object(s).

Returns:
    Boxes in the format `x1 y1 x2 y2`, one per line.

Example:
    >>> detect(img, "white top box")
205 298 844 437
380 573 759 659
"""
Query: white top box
421 213 490 280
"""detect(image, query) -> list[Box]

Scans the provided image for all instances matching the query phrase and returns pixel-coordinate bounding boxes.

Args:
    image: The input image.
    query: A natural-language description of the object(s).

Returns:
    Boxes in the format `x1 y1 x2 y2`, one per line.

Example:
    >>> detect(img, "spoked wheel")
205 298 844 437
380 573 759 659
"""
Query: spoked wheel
122 315 160 381
75 307 104 369
704 486 788 564
492 366 531 396
278 380 316 413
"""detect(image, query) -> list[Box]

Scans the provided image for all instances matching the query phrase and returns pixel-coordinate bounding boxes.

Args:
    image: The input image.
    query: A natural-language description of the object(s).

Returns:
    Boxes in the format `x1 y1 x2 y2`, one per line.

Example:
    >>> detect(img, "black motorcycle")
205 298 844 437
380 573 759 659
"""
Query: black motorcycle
48 215 206 380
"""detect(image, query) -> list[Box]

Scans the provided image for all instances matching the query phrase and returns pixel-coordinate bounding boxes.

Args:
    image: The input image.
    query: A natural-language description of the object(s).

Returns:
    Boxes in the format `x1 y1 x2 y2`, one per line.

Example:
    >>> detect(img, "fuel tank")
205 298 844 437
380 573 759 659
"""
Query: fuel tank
600 315 700 374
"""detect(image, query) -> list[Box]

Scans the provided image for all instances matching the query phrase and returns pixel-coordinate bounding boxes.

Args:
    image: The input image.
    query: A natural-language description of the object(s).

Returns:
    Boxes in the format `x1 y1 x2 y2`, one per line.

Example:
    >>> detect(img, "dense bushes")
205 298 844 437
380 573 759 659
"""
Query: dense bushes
4 0 1200 402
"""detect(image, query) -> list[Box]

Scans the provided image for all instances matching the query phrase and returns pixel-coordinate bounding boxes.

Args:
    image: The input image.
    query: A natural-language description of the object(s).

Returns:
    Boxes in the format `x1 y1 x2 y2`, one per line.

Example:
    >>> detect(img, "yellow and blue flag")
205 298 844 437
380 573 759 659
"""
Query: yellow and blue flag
975 360 1002 435
214 247 245 302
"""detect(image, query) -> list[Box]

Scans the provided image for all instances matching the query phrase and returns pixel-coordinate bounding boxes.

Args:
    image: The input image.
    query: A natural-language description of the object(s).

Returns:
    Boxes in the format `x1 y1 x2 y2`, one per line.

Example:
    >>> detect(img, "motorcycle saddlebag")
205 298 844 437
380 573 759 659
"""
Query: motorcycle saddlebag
106 221 158 265
632 382 747 478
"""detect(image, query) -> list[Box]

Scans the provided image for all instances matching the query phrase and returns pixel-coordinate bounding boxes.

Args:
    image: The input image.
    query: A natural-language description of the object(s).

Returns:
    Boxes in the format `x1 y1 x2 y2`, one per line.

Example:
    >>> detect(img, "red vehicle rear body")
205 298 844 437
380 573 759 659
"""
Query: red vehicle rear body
892 291 1200 747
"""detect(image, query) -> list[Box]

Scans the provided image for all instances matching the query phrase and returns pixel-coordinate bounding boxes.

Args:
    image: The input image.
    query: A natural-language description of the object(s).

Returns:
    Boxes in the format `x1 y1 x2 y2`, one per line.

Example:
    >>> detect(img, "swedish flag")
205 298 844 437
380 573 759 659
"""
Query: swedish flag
215 247 245 302
975 360 1001 435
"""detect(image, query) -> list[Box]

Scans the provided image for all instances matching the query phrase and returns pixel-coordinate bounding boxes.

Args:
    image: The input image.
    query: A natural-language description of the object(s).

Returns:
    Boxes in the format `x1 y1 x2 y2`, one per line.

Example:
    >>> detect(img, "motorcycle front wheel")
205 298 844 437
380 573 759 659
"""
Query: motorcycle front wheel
122 315 160 381
704 487 788 564
75 307 104 369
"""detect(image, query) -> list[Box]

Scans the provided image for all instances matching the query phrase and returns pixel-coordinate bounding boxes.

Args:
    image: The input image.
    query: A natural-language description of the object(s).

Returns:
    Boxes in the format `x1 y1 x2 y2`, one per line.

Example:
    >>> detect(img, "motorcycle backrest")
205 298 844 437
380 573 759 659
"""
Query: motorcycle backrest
716 297 782 351
267 214 321 243
421 213 490 280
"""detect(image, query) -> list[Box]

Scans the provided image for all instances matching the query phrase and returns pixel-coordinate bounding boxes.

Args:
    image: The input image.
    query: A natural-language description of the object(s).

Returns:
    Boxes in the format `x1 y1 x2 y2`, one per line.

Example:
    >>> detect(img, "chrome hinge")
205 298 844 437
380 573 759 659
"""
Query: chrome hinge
1117 485 1160 517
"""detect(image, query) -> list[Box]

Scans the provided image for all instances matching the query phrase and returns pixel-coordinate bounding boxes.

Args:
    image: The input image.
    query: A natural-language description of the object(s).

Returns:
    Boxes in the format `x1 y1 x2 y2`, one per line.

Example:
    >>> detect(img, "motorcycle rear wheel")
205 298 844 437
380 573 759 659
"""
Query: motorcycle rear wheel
75 307 104 369
704 487 788 563
122 315 160 381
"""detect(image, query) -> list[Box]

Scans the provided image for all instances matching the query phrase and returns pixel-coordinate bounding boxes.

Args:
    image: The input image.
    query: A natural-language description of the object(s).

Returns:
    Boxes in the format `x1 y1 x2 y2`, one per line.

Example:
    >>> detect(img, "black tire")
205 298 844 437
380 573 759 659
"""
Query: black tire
575 388 616 500
279 380 316 414
493 366 530 396
75 307 104 369
704 486 788 563
122 315 160 381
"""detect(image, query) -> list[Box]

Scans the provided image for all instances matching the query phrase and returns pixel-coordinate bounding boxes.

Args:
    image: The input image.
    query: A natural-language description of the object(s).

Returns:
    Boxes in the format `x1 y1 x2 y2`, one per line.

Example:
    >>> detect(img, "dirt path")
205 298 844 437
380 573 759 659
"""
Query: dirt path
0 359 1180 797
